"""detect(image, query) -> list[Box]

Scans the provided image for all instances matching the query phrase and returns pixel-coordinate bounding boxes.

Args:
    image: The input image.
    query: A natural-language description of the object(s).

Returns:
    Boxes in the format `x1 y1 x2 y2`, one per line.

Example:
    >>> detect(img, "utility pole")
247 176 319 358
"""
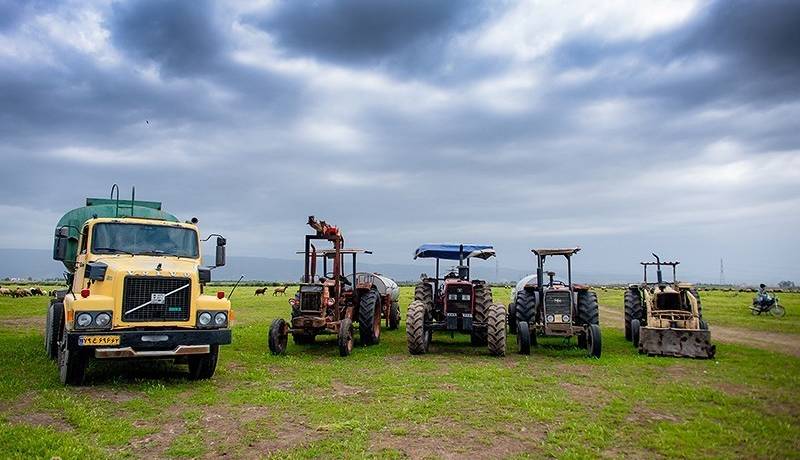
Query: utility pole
719 258 725 286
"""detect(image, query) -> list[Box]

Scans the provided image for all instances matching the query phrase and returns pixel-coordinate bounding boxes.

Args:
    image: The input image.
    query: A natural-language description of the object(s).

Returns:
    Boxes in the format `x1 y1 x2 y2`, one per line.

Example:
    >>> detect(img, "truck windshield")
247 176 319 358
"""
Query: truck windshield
92 223 199 258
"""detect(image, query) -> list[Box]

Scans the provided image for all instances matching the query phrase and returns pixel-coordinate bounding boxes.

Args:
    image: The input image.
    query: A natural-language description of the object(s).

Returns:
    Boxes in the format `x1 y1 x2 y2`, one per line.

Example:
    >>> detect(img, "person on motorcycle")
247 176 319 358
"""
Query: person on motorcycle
756 284 773 307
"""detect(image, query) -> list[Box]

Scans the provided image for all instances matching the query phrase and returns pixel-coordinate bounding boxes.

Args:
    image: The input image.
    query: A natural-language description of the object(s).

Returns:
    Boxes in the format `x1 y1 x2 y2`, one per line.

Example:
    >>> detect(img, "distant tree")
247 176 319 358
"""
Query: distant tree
777 280 795 289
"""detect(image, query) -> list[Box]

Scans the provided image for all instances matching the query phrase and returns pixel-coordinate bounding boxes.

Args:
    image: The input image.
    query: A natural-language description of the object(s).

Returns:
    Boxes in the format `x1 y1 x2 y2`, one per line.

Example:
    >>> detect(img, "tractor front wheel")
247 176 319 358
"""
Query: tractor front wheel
507 298 517 335
631 319 641 348
486 304 506 356
587 324 602 358
268 318 288 355
517 322 531 355
624 288 643 341
406 301 428 355
338 318 354 357
388 301 400 330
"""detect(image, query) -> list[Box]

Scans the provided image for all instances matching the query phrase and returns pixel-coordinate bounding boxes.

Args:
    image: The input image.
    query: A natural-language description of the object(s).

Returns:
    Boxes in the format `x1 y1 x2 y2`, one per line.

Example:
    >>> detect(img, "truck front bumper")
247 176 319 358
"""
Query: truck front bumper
66 329 232 359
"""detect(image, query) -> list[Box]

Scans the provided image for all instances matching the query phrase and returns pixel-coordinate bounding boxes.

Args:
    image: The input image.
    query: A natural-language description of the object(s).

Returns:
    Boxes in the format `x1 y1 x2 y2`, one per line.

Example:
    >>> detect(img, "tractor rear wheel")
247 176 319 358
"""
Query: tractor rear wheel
587 324 602 358
624 288 643 341
338 318 354 357
486 304 506 356
268 318 288 355
188 345 219 380
507 298 517 335
414 281 433 306
631 319 641 347
358 288 381 345
406 301 428 355
515 289 536 325
388 301 400 330
517 322 531 355
576 290 600 325
471 283 490 346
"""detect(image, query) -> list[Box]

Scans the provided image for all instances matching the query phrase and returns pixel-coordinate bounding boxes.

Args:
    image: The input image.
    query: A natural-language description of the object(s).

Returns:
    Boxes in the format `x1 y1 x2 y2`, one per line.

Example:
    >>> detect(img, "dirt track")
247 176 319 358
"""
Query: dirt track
599 306 800 358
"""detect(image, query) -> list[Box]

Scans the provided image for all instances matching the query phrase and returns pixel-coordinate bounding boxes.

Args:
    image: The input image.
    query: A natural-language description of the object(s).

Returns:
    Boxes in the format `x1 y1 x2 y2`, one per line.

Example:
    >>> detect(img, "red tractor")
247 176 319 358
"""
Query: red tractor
268 216 393 356
406 244 506 356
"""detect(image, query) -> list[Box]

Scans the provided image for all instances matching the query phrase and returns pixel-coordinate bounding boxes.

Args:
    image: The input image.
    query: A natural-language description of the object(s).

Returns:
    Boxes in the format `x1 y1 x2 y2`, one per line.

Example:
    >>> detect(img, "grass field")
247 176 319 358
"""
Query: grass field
1 287 799 459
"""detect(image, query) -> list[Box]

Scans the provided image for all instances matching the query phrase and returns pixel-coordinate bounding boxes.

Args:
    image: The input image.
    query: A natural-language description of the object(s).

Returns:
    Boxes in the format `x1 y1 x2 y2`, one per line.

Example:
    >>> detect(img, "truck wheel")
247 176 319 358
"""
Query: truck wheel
358 288 381 346
486 304 506 356
293 333 314 345
268 318 288 355
58 331 87 386
48 301 64 360
577 290 599 326
507 299 517 335
515 289 536 325
388 301 400 330
406 301 428 355
587 324 602 358
631 319 641 347
624 288 643 341
338 318 354 357
188 345 219 380
517 322 531 355
471 283 490 346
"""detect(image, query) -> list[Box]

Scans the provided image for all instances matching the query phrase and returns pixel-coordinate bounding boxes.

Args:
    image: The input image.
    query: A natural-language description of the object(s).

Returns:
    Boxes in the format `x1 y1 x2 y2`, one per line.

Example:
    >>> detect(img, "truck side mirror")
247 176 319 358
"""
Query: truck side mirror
215 236 226 267
53 227 69 261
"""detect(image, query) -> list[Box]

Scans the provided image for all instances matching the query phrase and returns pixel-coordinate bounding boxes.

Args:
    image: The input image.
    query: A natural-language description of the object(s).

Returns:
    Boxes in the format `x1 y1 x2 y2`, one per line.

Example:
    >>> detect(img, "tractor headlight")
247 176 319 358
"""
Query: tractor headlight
462 294 471 301
198 312 212 326
214 312 227 326
546 314 555 323
95 312 111 328
448 294 458 300
76 313 93 328
562 314 570 323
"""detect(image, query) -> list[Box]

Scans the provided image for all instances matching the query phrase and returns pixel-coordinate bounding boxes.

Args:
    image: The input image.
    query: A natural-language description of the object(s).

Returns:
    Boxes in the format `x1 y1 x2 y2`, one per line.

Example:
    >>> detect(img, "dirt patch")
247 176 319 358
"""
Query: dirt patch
560 382 608 403
248 419 323 456
331 380 368 397
76 387 138 403
0 316 44 330
626 405 682 424
2 393 72 432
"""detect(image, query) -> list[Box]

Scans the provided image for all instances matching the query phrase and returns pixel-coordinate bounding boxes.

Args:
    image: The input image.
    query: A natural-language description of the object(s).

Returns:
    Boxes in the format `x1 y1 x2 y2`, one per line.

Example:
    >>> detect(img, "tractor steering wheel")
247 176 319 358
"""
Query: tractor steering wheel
325 272 351 286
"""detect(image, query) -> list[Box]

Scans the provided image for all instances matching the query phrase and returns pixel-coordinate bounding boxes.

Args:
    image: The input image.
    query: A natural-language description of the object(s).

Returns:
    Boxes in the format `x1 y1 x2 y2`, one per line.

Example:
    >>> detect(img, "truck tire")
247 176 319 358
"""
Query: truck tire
188 345 219 380
388 301 400 330
338 318 354 357
358 288 381 345
624 288 643 341
471 283 490 346
486 303 506 356
515 289 536 325
587 324 602 358
507 298 517 335
406 301 428 355
689 288 703 318
517 322 531 355
576 290 599 326
46 300 64 360
268 318 288 355
58 329 87 386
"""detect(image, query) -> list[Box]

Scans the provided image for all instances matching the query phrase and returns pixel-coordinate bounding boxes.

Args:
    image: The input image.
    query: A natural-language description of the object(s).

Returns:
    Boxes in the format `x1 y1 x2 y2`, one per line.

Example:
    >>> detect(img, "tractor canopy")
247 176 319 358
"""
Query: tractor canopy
414 244 495 260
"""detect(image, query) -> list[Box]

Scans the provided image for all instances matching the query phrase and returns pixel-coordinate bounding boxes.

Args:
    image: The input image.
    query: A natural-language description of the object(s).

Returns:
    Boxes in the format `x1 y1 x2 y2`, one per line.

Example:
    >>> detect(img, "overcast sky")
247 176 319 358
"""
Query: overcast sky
1 0 798 283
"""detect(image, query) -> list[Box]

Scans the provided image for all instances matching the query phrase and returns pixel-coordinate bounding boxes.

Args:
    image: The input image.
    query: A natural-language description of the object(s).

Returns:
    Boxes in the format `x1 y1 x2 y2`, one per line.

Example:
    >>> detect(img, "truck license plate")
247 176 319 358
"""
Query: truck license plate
78 335 121 346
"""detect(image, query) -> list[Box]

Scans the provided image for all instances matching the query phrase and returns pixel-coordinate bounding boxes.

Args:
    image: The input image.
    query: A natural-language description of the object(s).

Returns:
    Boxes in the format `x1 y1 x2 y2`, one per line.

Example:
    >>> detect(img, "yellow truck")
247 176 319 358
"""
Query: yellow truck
45 187 231 385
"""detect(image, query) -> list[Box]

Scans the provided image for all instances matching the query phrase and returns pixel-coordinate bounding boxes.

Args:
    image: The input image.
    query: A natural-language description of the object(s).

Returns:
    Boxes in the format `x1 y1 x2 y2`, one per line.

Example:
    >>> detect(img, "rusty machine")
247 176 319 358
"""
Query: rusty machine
268 216 396 356
625 254 715 358
510 248 601 357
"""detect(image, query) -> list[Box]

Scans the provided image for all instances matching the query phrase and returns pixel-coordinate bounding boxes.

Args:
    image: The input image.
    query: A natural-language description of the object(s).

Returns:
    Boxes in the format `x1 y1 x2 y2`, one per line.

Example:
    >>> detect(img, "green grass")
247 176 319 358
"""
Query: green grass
0 287 798 459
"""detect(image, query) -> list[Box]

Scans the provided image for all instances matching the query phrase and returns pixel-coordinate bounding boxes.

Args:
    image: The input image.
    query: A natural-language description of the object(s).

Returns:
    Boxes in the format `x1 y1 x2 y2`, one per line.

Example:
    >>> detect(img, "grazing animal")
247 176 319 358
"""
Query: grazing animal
13 288 28 298
30 287 45 296
0 287 11 296
273 286 288 296
254 287 268 296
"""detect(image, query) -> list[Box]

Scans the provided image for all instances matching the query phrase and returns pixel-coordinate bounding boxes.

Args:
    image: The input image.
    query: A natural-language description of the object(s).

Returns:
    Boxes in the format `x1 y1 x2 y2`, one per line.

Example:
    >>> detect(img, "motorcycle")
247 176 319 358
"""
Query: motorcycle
750 294 786 317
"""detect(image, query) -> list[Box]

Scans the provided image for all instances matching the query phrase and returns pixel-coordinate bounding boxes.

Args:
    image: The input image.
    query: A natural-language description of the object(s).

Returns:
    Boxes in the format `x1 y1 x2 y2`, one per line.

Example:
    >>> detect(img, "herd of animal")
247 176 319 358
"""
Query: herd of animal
254 286 288 296
0 286 50 297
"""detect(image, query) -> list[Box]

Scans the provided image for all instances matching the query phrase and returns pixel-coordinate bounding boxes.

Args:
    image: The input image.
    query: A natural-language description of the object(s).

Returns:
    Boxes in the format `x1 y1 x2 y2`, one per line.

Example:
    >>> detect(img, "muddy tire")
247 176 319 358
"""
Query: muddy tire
188 345 219 380
576 290 599 326
268 318 288 355
388 301 400 330
471 283 490 346
515 289 536 325
631 319 641 347
338 318 354 357
517 321 531 355
406 300 428 355
58 330 87 386
486 303 506 356
624 288 643 341
45 300 64 360
358 288 381 346
587 324 602 358
507 298 517 335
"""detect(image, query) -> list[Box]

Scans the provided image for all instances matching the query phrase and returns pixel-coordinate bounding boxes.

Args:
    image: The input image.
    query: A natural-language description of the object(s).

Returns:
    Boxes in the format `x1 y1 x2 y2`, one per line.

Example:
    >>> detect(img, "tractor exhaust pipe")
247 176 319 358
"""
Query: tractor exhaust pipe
652 253 664 285
458 244 469 280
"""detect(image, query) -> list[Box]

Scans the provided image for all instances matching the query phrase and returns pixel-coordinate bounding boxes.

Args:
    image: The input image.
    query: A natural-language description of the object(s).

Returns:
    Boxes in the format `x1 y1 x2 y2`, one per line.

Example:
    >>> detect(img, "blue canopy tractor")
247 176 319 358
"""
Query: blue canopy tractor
406 243 506 356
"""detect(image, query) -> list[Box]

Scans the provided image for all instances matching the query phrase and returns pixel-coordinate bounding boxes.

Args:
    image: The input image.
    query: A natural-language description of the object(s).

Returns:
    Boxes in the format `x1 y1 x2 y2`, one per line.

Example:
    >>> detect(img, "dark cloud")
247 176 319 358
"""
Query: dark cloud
110 0 224 76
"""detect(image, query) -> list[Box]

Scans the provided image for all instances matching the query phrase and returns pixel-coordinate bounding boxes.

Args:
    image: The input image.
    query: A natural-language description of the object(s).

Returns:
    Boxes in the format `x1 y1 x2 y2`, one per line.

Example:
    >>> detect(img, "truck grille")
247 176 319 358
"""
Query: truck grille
544 291 571 316
122 277 191 322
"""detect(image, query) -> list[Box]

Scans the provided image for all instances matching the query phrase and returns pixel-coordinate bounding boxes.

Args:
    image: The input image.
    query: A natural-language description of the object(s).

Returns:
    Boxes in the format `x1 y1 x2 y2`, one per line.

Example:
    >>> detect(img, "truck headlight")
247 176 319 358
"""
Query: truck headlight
95 312 111 327
199 312 212 326
214 312 227 326
76 313 93 327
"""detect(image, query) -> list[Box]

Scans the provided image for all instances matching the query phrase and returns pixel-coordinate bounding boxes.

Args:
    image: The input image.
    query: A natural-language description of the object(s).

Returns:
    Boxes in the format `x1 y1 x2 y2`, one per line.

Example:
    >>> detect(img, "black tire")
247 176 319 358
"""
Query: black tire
699 319 709 330
188 345 219 380
293 333 314 345
388 301 400 330
507 298 517 335
690 288 703 318
576 290 599 326
58 329 87 386
47 301 64 360
268 318 288 355
486 304 506 356
631 319 641 347
515 289 536 325
577 333 587 349
517 321 531 355
406 301 428 355
358 289 381 346
338 318 354 357
624 288 643 341
471 283 490 346
587 324 602 358
414 281 433 306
